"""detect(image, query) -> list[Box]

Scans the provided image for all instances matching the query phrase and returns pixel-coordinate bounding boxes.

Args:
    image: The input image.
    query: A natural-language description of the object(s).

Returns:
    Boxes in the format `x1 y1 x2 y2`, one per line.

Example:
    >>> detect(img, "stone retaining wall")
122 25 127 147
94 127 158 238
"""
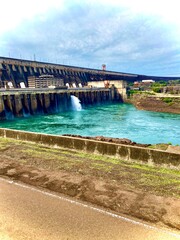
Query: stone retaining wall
0 128 179 168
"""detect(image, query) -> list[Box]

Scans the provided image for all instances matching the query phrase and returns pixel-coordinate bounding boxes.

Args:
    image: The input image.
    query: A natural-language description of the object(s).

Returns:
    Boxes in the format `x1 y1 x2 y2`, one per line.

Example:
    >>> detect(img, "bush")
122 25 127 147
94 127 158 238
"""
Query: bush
163 97 173 104
152 87 162 93
127 89 140 97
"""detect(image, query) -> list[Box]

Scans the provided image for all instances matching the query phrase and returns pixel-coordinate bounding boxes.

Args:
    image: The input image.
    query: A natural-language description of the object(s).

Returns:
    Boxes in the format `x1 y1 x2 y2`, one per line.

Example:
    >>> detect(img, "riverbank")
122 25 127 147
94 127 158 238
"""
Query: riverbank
0 137 180 231
127 93 180 114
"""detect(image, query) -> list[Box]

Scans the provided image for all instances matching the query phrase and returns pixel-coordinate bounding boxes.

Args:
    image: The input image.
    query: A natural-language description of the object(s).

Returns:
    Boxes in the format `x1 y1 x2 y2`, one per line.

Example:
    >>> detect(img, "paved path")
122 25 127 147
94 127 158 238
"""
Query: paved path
0 178 179 240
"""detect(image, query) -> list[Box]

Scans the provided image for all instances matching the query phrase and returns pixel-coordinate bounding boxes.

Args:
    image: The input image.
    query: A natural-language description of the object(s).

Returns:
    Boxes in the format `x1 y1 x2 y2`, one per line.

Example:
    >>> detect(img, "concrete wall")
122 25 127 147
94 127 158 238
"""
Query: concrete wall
0 57 137 88
1 57 180 90
108 80 127 100
0 88 112 119
0 128 179 168
88 80 127 100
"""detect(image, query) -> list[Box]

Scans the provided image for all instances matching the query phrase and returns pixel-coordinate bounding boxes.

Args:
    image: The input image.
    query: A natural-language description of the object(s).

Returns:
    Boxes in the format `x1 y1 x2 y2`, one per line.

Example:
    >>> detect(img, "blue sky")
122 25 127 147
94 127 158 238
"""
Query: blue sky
0 0 180 76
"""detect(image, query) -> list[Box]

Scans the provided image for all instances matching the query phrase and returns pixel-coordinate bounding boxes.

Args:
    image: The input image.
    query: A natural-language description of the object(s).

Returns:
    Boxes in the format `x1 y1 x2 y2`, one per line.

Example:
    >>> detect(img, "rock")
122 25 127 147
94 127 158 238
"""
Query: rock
19 174 30 183
7 169 17 176
167 145 180 154
61 134 151 147
0 165 10 175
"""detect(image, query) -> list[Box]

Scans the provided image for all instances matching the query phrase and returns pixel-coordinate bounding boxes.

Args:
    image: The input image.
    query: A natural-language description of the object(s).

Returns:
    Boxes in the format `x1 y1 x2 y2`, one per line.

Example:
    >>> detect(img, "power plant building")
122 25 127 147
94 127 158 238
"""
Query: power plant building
28 75 64 88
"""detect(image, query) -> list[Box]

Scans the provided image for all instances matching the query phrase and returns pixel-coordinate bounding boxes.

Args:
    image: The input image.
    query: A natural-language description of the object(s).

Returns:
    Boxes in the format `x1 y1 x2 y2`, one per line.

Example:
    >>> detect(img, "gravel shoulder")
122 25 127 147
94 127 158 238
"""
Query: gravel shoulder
0 137 180 231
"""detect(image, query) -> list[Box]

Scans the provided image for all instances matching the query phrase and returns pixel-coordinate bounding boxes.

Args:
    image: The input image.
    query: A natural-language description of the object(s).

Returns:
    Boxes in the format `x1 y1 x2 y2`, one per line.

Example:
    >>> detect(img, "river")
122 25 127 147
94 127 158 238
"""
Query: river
0 103 179 145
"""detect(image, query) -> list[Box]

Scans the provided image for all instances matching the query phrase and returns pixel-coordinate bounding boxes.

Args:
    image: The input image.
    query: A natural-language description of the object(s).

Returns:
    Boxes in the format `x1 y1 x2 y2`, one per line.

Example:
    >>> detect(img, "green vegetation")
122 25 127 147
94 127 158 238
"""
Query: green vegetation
151 82 166 93
162 97 173 104
169 79 180 85
148 144 169 151
152 81 167 87
127 89 155 98
152 87 161 93
127 89 141 97
128 80 180 96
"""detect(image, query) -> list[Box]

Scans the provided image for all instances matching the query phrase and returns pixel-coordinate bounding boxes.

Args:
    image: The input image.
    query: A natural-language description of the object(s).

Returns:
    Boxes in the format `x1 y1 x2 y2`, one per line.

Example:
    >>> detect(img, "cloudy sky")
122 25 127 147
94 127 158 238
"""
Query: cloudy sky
0 0 180 76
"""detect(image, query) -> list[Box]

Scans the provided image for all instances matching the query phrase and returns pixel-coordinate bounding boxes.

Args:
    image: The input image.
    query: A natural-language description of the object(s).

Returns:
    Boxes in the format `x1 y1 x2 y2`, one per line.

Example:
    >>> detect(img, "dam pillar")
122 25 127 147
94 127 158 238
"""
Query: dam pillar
0 96 5 119
6 95 13 112
23 94 30 113
43 93 51 113
110 85 115 101
97 91 101 103
50 93 57 112
79 92 83 104
88 91 92 104
14 95 23 117
30 94 38 114
62 92 71 111
37 94 43 111
22 94 30 114
3 95 14 119
102 91 106 101
91 91 95 103
57 93 64 111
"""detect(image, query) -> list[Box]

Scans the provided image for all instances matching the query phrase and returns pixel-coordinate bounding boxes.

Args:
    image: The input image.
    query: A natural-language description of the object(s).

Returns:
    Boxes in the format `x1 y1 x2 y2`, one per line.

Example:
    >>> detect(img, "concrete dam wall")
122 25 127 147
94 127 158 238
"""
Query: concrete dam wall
0 57 137 88
0 57 179 89
0 88 113 120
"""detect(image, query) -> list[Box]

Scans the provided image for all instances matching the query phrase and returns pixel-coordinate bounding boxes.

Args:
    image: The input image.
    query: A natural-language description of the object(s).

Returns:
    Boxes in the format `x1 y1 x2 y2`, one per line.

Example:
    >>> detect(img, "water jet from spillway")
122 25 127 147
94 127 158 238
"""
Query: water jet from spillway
71 95 82 111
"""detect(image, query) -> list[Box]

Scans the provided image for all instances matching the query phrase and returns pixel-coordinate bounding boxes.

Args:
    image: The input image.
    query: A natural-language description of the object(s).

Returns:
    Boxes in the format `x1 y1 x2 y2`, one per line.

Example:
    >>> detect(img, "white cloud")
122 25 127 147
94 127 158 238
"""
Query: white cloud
0 0 180 76
0 0 65 34
94 0 180 23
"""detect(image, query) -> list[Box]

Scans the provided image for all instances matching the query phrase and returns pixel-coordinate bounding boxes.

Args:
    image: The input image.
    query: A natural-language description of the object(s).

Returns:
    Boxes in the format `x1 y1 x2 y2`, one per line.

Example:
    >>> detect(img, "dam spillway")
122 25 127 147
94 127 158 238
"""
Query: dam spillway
0 87 114 120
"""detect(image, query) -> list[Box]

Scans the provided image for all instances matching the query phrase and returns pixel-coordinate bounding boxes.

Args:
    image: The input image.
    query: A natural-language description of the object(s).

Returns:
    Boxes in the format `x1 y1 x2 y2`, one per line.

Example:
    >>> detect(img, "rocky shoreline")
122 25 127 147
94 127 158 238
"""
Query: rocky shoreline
62 134 180 153
127 93 180 114
62 134 151 147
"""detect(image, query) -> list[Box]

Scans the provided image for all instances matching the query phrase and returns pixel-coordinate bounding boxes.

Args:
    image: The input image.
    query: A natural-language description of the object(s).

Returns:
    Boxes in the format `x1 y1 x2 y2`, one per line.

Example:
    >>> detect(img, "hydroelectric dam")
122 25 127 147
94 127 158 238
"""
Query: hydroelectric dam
0 57 130 119
0 56 179 120
1 56 179 89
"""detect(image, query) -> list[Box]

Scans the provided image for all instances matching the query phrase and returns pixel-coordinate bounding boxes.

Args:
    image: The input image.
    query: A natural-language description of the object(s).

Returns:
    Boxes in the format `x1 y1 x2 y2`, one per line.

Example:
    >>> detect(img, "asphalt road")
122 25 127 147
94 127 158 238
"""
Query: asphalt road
0 178 179 240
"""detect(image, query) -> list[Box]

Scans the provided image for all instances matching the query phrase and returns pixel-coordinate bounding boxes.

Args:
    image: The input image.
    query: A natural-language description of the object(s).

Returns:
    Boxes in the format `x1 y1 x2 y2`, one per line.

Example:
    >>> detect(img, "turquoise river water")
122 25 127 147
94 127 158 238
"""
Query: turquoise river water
0 103 179 145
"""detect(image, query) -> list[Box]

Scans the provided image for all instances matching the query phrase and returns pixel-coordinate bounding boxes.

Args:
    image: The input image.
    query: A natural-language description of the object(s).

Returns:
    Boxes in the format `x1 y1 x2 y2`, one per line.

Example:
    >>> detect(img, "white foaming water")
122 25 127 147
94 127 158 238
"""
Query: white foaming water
71 95 82 111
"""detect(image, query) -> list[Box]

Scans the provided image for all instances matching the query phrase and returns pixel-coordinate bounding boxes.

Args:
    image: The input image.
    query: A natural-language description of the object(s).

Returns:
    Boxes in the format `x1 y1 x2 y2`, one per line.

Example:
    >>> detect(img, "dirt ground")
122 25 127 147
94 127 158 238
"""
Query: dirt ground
0 137 180 231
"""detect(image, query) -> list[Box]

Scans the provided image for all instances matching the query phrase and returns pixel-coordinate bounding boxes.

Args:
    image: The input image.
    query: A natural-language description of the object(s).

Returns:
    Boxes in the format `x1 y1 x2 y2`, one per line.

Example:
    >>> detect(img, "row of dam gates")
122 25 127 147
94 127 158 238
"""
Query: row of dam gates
0 88 115 120
0 57 139 88
1 56 179 89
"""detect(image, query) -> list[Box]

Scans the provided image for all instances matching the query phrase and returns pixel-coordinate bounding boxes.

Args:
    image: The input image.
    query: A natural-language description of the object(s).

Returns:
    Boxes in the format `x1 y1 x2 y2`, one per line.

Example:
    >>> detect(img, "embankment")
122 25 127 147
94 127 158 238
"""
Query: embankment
0 128 179 168
0 136 180 231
